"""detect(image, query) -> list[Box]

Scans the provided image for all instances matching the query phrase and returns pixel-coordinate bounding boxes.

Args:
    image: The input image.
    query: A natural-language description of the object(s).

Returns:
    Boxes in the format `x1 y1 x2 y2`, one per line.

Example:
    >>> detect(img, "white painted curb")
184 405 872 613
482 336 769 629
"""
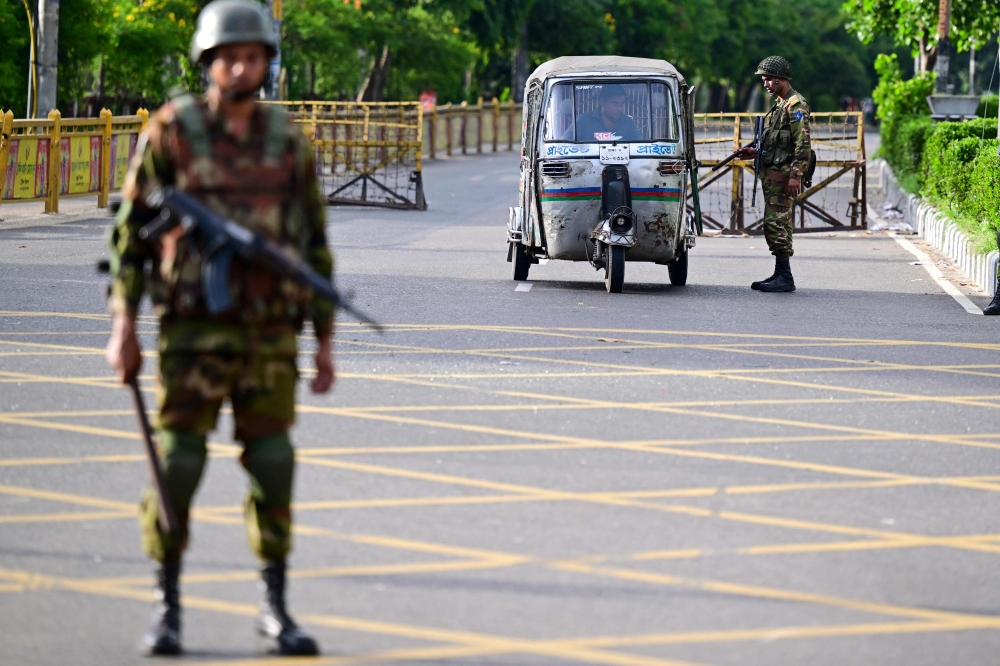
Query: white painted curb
874 159 998 297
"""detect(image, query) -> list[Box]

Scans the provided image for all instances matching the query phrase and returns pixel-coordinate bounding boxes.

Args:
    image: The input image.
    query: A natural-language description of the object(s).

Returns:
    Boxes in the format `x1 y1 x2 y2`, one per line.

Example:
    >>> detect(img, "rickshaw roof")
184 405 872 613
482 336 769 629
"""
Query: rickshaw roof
528 56 686 86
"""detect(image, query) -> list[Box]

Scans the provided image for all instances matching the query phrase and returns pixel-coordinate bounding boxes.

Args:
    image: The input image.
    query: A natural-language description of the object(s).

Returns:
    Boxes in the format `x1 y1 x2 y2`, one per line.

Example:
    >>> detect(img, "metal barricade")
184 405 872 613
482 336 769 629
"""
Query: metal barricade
692 112 866 232
0 108 148 213
271 101 426 210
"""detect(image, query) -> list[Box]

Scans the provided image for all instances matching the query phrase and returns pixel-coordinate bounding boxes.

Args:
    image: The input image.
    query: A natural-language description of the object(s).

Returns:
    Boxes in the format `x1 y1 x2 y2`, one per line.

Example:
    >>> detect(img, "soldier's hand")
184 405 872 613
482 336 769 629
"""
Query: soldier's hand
106 313 142 383
737 147 757 160
311 336 336 394
786 178 803 197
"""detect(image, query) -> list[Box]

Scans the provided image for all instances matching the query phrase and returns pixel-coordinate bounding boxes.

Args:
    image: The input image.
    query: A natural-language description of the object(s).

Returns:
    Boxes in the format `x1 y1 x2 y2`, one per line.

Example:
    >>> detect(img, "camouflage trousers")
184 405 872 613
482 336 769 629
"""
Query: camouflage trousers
762 176 794 258
140 351 299 563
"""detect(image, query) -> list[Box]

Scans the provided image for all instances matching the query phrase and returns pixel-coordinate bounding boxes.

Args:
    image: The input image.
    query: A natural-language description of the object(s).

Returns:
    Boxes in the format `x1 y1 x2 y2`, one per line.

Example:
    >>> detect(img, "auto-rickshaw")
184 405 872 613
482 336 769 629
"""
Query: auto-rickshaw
507 56 702 293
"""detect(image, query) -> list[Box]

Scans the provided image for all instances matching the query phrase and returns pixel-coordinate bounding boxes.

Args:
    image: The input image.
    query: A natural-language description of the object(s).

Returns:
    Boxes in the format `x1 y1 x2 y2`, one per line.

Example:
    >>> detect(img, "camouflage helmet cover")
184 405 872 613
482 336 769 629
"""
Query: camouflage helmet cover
755 56 793 80
190 0 278 64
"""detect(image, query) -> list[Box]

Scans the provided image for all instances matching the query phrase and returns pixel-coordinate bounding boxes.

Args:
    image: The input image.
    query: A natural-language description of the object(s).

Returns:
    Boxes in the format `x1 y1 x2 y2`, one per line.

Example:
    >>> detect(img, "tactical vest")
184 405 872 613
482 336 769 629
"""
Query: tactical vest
155 94 312 326
761 93 802 170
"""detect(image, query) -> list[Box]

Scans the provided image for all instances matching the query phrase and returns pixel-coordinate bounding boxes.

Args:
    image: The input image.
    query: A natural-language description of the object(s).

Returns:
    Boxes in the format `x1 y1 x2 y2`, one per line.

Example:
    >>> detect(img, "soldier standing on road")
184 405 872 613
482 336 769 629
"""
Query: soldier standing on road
738 56 811 293
104 0 331 656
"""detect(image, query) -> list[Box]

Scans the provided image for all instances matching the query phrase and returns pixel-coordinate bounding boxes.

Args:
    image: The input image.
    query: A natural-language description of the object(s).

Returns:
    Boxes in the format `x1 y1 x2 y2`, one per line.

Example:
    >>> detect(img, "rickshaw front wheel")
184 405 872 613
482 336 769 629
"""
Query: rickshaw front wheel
605 246 625 294
512 243 531 281
668 249 688 286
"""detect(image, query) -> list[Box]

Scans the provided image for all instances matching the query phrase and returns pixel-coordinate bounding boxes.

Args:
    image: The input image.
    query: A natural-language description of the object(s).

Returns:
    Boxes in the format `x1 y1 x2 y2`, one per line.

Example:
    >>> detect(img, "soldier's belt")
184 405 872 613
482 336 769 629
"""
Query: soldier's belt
765 170 790 183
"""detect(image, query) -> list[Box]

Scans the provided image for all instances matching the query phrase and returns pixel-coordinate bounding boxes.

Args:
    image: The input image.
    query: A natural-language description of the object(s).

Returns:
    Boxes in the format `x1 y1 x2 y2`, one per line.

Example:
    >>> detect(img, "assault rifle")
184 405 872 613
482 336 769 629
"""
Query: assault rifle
136 187 382 331
710 116 766 206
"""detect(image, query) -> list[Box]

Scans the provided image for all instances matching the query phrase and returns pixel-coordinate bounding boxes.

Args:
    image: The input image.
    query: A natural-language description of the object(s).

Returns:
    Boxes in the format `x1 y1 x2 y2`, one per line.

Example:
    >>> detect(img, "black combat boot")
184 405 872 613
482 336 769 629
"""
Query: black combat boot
758 257 796 292
144 560 182 655
751 258 780 290
258 560 319 656
984 277 1000 315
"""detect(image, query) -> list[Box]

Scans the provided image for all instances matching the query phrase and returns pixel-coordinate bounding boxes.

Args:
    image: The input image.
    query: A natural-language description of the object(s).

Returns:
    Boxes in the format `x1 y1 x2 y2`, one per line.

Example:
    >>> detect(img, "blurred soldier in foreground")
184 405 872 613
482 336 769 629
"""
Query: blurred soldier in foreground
738 56 811 292
104 0 331 655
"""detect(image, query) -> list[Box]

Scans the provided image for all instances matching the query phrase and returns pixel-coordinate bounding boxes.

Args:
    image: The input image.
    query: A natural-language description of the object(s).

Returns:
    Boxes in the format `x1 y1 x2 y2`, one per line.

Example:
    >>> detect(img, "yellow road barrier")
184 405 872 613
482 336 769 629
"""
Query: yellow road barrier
269 101 426 210
0 108 148 214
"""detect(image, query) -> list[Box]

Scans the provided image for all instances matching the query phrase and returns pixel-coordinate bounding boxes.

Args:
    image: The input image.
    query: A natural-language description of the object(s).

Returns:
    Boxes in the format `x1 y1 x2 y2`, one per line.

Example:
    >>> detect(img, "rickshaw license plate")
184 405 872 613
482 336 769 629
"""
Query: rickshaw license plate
599 145 630 165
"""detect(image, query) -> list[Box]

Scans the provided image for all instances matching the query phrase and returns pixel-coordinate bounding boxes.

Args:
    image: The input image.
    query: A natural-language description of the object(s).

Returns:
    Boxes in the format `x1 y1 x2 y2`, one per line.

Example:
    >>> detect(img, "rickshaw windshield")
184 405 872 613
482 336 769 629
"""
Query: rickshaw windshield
543 80 677 143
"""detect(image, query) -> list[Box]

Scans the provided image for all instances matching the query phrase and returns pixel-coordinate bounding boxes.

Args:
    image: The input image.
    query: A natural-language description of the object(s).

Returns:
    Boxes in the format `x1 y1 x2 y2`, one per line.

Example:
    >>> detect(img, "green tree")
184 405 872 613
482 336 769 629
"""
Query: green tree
844 0 1000 74
57 0 113 112
102 0 206 111
0 0 30 115
283 0 477 103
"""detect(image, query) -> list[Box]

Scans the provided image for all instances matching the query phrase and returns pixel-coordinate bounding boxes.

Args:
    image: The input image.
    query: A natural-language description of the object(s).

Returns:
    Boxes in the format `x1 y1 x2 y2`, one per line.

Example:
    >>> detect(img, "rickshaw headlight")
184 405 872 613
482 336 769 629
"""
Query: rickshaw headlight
609 208 634 234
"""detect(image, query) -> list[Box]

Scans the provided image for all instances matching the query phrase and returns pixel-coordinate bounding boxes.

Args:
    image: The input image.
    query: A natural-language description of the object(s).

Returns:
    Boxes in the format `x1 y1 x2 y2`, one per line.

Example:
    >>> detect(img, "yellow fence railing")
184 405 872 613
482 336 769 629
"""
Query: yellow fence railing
425 98 522 158
0 109 149 213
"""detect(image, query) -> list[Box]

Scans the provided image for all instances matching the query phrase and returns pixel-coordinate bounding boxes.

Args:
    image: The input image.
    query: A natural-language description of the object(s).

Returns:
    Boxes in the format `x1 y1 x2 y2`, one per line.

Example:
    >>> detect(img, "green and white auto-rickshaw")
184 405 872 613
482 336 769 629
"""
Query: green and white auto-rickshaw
507 56 702 293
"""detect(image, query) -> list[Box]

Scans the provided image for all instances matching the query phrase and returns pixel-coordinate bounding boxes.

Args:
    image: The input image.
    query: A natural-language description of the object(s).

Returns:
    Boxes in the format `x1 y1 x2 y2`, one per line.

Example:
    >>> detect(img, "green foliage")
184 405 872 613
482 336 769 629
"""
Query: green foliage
0 0 29 115
102 0 204 110
965 140 1000 254
57 0 112 110
844 0 1000 54
872 53 934 121
978 94 999 119
918 119 999 251
873 53 937 190
884 114 1000 253
881 114 934 190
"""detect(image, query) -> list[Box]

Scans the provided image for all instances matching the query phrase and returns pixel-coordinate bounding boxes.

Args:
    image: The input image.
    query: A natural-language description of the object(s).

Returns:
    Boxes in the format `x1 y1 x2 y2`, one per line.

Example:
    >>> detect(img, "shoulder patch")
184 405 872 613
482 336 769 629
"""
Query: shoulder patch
793 109 805 122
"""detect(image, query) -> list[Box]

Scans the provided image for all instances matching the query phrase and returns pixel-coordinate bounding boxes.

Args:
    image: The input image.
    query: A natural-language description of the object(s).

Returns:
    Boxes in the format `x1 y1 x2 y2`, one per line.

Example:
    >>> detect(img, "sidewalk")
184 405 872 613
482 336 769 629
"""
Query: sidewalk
0 196 111 231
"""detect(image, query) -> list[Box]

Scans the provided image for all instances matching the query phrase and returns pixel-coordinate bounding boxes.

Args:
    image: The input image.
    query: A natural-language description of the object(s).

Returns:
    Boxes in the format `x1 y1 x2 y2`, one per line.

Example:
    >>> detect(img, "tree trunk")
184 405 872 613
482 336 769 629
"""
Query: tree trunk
512 19 529 103
708 83 729 113
919 33 938 75
933 0 951 92
357 44 391 102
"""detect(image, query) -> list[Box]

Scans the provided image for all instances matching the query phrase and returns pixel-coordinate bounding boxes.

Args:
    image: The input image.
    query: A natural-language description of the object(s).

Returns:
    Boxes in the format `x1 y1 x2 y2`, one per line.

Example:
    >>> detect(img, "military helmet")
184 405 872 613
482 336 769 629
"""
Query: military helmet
755 56 793 80
190 0 278 64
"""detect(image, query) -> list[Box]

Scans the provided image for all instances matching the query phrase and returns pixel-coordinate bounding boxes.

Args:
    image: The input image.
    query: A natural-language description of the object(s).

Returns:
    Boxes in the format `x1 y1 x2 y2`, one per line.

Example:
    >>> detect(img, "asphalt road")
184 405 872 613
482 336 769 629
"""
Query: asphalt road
1 151 999 666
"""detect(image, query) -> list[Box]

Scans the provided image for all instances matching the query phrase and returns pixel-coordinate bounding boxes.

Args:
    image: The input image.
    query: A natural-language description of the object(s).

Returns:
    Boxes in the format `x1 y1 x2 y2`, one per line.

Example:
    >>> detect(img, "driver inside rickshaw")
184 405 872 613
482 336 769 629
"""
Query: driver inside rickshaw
573 84 641 142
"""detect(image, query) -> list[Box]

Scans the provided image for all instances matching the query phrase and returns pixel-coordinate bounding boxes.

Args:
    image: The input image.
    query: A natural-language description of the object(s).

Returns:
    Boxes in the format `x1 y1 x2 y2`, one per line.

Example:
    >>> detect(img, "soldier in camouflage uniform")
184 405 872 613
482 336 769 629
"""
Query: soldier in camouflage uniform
739 56 811 293
104 0 330 656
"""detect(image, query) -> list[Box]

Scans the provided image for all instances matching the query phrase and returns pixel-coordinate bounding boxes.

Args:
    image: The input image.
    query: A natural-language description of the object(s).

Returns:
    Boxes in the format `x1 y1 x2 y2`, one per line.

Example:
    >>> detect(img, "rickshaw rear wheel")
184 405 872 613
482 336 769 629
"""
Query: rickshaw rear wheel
668 249 688 286
512 243 531 281
605 246 625 293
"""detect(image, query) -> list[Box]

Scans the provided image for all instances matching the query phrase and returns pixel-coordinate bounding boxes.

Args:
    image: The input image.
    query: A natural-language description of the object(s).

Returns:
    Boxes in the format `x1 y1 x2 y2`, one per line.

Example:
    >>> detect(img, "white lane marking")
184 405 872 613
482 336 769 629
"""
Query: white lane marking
889 232 982 315
514 283 532 292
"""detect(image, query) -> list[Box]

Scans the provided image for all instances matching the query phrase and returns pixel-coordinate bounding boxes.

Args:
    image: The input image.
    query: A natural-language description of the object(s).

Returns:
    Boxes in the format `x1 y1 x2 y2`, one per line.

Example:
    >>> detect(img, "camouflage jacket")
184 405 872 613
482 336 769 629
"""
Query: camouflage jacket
107 95 333 354
761 89 811 181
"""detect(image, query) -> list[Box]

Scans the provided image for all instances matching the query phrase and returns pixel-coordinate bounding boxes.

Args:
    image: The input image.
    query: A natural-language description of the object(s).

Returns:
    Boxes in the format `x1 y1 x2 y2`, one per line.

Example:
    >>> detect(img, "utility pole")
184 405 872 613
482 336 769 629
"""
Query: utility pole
933 0 951 93
264 0 281 100
35 0 59 116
